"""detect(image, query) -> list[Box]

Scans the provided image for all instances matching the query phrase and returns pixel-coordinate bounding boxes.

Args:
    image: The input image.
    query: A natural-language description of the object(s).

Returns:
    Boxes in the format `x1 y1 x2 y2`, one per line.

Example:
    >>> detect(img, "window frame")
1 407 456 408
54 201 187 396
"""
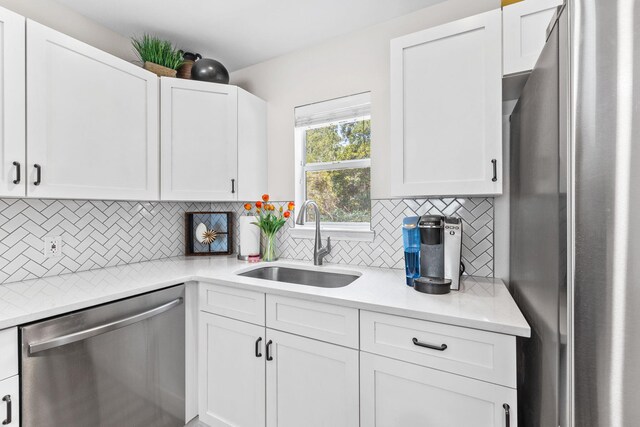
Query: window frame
293 113 374 241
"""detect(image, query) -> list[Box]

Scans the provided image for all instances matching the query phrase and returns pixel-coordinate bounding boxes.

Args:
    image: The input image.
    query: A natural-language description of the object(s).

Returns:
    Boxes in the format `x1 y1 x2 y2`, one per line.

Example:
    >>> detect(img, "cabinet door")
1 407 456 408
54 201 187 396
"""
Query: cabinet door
0 7 25 197
390 10 502 197
161 78 238 201
0 376 19 427
0 328 18 382
199 312 265 427
360 352 517 427
266 329 359 427
503 0 563 75
26 20 159 200
237 88 267 201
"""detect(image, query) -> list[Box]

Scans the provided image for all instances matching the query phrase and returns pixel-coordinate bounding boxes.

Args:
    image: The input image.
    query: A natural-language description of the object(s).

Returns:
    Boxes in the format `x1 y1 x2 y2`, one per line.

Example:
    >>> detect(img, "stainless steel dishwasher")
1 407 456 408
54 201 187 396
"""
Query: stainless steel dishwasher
20 284 185 427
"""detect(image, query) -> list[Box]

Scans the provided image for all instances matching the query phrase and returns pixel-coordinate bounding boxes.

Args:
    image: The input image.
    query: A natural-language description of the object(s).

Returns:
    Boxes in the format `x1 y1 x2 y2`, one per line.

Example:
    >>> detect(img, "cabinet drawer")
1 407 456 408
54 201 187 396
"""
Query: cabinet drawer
361 311 516 387
266 295 358 349
0 328 18 381
199 283 265 326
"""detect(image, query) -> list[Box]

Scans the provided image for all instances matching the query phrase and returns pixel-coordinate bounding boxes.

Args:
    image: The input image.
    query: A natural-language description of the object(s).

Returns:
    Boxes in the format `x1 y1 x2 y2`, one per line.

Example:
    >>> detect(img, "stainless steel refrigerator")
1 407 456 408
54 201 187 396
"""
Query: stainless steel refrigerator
509 1 640 426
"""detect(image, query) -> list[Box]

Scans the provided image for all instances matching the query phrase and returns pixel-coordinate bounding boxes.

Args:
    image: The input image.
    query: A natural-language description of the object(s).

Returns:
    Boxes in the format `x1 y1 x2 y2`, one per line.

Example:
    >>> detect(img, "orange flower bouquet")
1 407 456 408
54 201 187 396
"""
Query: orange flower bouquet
244 194 294 261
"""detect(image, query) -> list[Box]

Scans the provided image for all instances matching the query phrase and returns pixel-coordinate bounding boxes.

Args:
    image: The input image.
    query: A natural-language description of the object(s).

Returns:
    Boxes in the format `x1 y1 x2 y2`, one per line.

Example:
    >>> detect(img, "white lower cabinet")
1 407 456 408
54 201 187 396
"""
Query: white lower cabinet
198 286 519 427
199 312 266 427
0 375 19 427
360 352 516 427
198 286 360 427
265 329 359 427
0 328 18 381
198 312 359 427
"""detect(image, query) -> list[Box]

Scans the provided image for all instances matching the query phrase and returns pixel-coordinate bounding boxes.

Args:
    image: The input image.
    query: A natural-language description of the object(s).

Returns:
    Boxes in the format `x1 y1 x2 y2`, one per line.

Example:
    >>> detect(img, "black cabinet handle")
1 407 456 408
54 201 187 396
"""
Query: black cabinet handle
231 179 235 194
491 159 498 182
2 395 11 425
503 403 510 427
12 162 20 185
34 164 41 186
255 337 262 358
412 337 447 351
266 339 273 361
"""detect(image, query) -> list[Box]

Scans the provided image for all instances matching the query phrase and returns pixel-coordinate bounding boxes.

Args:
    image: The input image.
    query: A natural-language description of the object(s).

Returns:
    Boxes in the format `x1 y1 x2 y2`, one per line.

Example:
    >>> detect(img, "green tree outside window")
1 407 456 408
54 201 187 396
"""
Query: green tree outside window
304 118 371 223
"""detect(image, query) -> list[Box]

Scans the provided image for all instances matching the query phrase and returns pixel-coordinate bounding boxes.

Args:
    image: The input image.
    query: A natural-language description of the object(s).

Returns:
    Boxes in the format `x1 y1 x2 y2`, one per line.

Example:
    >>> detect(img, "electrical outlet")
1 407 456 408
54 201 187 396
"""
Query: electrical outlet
44 236 62 259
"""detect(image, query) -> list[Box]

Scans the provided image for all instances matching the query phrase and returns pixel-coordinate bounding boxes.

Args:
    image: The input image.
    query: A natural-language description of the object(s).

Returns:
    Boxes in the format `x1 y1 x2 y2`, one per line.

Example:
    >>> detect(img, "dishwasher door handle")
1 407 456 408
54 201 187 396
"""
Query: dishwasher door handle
28 297 184 354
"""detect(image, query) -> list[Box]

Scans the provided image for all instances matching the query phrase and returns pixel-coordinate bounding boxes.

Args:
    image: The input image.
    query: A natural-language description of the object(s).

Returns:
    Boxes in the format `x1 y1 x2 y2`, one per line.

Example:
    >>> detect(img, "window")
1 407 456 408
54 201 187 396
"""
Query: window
294 93 372 239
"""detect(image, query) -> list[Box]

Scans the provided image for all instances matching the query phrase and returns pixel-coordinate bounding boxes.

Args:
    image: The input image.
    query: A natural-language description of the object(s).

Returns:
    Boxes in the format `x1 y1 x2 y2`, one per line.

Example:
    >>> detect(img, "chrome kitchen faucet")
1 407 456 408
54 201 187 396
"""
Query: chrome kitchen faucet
295 200 331 266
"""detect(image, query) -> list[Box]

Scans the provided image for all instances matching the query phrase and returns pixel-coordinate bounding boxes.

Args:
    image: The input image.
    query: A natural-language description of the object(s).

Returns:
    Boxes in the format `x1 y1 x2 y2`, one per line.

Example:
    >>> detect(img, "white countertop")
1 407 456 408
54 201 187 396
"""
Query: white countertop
0 256 530 337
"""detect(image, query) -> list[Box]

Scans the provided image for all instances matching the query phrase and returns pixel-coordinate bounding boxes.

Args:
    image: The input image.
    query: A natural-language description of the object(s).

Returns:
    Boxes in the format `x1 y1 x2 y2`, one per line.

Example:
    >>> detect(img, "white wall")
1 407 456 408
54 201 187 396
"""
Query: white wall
231 0 500 201
0 0 134 62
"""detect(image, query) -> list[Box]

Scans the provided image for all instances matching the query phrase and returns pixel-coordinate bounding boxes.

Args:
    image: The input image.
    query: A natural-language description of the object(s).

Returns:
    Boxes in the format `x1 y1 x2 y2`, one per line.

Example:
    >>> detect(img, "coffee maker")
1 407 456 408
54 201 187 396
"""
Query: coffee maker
403 215 465 294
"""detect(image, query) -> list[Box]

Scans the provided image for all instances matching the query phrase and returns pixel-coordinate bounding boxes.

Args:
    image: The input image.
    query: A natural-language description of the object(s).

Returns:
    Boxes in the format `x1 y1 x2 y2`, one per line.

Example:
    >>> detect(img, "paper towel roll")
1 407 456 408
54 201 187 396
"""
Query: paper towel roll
239 215 260 256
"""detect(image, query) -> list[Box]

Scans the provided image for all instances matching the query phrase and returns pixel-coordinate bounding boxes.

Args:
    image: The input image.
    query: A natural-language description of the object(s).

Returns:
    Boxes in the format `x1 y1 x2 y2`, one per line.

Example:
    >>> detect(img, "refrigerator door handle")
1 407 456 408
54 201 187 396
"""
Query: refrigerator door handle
28 297 183 355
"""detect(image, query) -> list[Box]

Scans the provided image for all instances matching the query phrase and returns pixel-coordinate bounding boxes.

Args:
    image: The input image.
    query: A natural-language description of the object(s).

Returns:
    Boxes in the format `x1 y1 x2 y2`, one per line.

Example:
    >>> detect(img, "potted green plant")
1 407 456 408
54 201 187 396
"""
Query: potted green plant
131 34 184 78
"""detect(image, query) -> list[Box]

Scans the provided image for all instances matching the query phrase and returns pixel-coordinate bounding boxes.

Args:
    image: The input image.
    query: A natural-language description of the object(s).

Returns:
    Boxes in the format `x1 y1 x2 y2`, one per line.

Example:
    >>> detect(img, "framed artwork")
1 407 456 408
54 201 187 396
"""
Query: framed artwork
185 212 233 255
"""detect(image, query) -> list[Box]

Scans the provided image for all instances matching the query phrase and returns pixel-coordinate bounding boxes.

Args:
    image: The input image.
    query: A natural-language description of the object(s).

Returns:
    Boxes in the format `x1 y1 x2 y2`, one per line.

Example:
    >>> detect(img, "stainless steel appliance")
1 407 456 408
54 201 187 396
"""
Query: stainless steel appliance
412 215 464 294
509 1 640 425
442 217 463 290
20 285 185 427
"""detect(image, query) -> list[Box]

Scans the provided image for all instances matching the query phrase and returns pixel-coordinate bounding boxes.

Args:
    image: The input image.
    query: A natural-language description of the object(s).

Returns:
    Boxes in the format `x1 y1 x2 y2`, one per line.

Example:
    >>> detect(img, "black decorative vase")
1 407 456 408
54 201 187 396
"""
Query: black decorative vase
191 58 229 84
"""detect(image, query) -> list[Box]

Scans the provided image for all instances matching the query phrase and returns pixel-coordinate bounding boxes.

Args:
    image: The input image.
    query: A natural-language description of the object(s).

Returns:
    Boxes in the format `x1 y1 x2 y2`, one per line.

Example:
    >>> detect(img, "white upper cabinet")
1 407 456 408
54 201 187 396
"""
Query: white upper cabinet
237 88 267 202
161 78 238 201
390 10 502 198
0 7 25 197
161 78 266 202
26 20 159 200
503 0 563 75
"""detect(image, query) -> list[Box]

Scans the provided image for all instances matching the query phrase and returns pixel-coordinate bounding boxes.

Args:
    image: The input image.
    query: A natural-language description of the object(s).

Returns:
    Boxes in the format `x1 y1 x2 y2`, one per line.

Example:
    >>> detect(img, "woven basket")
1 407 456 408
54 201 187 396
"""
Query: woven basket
144 61 177 78
177 60 194 79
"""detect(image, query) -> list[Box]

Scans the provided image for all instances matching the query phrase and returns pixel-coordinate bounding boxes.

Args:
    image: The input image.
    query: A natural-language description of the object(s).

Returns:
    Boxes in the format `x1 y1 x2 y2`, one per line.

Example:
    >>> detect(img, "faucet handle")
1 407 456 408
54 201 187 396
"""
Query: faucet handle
325 236 331 254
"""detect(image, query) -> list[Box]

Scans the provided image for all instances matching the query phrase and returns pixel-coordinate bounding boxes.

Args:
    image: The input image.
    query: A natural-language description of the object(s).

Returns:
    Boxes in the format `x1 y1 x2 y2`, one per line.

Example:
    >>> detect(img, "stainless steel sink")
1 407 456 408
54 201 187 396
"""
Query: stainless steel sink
238 266 359 288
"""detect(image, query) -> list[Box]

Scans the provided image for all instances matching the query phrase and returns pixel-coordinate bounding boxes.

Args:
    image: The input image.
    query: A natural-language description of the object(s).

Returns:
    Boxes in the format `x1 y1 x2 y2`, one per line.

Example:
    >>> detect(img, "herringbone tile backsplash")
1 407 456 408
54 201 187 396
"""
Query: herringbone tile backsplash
211 197 494 277
288 198 495 275
0 197 493 285
0 199 209 284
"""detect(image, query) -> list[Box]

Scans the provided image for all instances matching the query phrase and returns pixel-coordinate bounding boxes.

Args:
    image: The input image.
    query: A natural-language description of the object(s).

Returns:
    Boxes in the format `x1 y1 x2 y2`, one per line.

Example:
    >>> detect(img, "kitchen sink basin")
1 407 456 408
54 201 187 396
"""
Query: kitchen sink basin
238 266 359 288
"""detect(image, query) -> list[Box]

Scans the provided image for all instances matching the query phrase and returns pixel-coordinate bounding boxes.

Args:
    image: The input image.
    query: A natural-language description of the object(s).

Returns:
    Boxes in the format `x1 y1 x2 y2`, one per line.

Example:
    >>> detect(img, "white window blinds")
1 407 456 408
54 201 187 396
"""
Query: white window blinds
295 92 371 128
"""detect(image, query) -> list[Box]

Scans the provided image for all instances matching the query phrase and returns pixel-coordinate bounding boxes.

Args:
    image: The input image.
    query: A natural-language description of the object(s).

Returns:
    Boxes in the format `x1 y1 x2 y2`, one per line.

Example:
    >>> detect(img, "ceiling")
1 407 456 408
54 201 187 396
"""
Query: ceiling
56 0 447 71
